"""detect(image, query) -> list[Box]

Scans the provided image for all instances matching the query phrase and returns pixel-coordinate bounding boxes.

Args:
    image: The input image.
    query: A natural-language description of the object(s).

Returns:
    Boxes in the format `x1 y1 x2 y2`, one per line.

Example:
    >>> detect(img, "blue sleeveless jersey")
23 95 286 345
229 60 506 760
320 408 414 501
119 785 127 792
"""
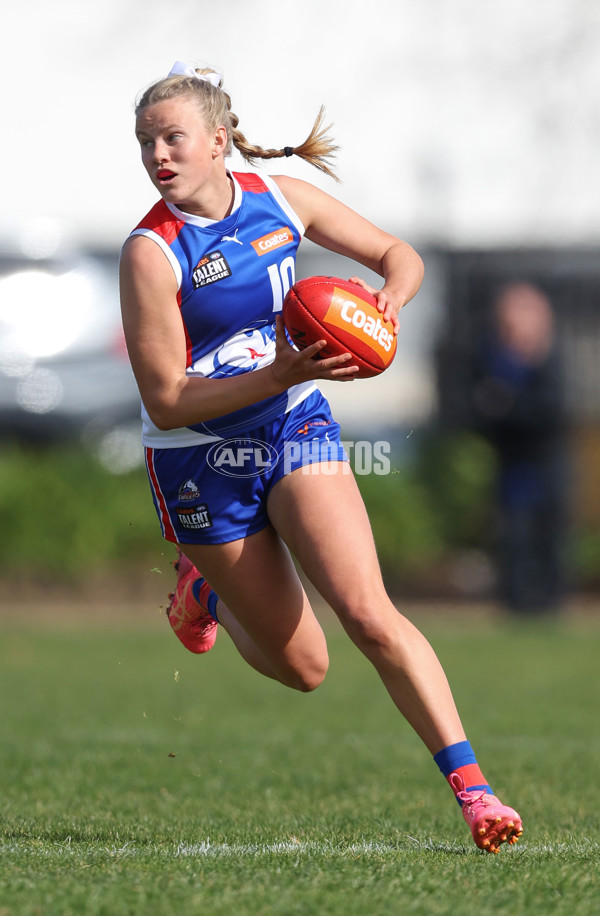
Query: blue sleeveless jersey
128 172 316 447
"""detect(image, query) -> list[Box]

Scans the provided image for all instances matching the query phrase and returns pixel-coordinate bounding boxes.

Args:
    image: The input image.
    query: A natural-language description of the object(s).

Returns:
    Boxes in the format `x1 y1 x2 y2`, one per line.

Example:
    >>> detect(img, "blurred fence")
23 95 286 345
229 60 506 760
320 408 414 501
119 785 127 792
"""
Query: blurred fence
435 247 600 423
434 246 600 531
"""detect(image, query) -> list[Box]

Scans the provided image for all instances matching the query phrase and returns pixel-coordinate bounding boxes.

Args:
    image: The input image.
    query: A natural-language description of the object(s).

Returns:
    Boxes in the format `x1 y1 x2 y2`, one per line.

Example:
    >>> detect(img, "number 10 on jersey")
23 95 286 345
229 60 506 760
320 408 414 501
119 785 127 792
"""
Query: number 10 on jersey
267 257 296 311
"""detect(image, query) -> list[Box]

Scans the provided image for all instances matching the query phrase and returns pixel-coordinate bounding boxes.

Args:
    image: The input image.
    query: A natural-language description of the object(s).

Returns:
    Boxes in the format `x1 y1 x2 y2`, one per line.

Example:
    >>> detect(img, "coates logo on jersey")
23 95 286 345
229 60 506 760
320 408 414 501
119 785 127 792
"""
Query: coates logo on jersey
251 227 293 256
192 250 232 288
207 438 279 478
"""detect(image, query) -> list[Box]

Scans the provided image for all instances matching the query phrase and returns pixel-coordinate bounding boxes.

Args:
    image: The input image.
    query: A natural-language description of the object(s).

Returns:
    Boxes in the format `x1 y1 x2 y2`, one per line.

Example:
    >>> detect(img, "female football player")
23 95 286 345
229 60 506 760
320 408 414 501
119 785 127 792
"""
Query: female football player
120 60 522 852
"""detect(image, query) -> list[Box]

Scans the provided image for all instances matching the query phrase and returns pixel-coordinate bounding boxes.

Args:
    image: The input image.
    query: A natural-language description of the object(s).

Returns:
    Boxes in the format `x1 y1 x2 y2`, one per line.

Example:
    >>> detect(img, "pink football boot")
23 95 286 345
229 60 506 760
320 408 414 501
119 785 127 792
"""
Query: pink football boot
167 549 218 654
450 773 523 853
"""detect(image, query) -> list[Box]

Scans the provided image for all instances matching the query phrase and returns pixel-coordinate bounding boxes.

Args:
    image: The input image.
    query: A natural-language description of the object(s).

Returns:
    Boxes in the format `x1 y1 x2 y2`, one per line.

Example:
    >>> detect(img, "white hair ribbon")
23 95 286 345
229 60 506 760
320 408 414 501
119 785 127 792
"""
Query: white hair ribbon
168 60 222 88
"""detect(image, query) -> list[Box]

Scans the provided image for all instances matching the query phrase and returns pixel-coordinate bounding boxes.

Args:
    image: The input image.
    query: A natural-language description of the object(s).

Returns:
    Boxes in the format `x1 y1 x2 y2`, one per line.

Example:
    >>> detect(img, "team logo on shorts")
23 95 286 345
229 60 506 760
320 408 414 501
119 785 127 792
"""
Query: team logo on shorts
178 479 201 501
192 250 232 288
207 437 279 478
176 479 212 529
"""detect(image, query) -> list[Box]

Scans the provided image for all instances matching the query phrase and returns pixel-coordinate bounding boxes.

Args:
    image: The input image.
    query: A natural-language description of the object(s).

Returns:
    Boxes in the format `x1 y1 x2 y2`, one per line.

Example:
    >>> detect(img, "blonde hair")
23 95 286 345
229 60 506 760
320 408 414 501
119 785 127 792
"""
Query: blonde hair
135 67 340 181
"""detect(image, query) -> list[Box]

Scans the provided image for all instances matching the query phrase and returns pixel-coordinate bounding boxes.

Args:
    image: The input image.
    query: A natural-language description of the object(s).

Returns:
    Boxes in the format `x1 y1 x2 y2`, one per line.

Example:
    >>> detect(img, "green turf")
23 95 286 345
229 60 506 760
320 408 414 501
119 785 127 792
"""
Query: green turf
1 607 598 915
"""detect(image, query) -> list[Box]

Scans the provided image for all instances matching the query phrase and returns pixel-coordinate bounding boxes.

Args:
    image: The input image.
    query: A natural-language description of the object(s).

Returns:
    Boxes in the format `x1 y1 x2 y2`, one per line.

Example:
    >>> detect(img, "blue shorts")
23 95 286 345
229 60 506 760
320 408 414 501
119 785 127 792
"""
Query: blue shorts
145 389 348 545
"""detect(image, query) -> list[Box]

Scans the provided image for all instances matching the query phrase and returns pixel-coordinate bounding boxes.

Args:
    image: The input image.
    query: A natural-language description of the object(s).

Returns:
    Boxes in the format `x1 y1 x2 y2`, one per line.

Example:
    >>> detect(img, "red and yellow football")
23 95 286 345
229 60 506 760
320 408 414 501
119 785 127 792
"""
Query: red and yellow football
282 276 397 378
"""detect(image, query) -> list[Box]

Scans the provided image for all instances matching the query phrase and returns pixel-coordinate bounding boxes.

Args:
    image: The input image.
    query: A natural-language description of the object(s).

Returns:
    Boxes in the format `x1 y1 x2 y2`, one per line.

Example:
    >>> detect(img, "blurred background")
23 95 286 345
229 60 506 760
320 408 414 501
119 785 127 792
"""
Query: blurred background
1 0 599 611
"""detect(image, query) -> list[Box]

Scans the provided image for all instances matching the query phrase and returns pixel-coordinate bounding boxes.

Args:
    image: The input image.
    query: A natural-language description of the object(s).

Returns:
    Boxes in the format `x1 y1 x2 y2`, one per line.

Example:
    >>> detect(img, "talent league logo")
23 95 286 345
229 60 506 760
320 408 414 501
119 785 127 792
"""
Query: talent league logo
207 438 279 478
176 504 212 530
176 479 212 529
192 250 232 288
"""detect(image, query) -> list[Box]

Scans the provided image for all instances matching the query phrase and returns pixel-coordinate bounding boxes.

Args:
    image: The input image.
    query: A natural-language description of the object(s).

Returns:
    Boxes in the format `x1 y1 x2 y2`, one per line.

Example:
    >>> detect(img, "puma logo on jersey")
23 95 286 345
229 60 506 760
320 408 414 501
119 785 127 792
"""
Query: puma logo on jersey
221 229 243 245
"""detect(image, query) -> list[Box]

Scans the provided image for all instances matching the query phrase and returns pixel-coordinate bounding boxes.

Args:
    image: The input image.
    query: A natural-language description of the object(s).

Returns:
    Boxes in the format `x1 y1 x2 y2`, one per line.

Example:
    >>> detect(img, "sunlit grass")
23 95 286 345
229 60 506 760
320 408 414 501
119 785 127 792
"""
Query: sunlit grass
1 606 598 915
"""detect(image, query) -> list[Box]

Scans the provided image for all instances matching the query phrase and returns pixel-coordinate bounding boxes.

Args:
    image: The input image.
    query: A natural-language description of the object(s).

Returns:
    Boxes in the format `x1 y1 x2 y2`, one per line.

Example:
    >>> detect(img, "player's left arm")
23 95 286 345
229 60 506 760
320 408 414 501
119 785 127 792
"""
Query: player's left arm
273 175 424 331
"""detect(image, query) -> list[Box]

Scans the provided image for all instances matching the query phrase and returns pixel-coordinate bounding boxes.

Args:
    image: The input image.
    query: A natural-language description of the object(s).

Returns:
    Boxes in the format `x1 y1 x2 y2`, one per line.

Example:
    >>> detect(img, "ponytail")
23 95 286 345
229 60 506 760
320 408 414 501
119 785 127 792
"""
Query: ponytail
230 105 340 182
136 63 340 181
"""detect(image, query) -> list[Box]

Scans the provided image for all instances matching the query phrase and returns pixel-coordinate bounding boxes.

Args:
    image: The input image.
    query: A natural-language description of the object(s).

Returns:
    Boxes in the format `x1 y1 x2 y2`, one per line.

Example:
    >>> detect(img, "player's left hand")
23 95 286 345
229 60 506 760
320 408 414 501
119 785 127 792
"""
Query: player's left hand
348 276 401 334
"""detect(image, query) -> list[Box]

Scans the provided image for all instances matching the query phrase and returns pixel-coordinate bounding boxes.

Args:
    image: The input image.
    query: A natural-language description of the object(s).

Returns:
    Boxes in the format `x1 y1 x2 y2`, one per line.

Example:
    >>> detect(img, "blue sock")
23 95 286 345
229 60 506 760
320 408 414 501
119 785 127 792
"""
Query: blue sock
191 578 220 623
434 741 493 804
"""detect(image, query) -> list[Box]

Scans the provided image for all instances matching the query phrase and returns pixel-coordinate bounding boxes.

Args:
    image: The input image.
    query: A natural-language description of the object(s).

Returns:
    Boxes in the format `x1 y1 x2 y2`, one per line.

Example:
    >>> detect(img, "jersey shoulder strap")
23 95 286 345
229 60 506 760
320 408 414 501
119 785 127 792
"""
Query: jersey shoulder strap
133 200 185 244
232 172 269 194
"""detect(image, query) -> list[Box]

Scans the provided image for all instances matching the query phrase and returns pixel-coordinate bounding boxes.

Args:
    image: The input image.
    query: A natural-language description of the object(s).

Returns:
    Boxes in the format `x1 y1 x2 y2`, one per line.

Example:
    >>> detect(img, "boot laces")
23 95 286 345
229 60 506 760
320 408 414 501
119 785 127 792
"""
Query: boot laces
449 772 489 807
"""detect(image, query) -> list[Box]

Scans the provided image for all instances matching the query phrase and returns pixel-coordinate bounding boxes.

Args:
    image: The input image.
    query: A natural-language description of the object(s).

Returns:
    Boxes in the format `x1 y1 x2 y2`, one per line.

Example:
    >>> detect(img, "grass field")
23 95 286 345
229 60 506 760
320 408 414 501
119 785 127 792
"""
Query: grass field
1 599 599 915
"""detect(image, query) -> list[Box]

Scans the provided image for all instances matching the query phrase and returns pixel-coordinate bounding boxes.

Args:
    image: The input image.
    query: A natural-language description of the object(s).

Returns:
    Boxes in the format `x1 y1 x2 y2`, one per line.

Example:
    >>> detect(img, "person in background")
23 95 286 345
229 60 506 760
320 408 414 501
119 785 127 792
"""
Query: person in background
470 282 568 614
120 59 523 852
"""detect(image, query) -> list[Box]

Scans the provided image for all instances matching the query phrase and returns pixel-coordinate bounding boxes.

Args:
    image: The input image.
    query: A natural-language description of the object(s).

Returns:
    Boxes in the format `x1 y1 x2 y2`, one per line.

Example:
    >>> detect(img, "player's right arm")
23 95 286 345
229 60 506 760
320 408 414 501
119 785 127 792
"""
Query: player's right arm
273 175 424 334
120 236 357 430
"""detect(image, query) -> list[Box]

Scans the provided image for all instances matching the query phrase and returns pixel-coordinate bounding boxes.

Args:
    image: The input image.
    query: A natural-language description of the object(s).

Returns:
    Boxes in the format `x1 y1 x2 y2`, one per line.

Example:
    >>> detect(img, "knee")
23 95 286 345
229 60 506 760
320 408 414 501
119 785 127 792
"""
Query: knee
284 652 329 693
337 600 399 656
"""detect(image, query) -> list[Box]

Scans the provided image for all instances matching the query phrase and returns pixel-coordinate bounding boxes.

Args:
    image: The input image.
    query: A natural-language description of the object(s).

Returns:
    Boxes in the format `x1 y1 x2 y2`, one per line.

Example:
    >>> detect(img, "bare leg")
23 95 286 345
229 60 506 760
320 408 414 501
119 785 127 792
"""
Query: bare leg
178 462 522 852
182 524 329 692
267 463 467 755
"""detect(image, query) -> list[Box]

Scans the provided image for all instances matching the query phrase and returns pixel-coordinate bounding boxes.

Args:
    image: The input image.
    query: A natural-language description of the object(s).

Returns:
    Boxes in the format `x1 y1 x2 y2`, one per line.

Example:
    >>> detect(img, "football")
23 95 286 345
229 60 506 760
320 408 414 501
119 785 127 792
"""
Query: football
282 276 397 378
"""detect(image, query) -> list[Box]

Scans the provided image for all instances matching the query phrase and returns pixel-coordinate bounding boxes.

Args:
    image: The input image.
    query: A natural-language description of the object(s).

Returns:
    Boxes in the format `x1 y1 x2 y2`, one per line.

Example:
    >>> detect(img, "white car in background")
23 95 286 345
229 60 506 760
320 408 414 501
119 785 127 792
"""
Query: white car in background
0 228 142 473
